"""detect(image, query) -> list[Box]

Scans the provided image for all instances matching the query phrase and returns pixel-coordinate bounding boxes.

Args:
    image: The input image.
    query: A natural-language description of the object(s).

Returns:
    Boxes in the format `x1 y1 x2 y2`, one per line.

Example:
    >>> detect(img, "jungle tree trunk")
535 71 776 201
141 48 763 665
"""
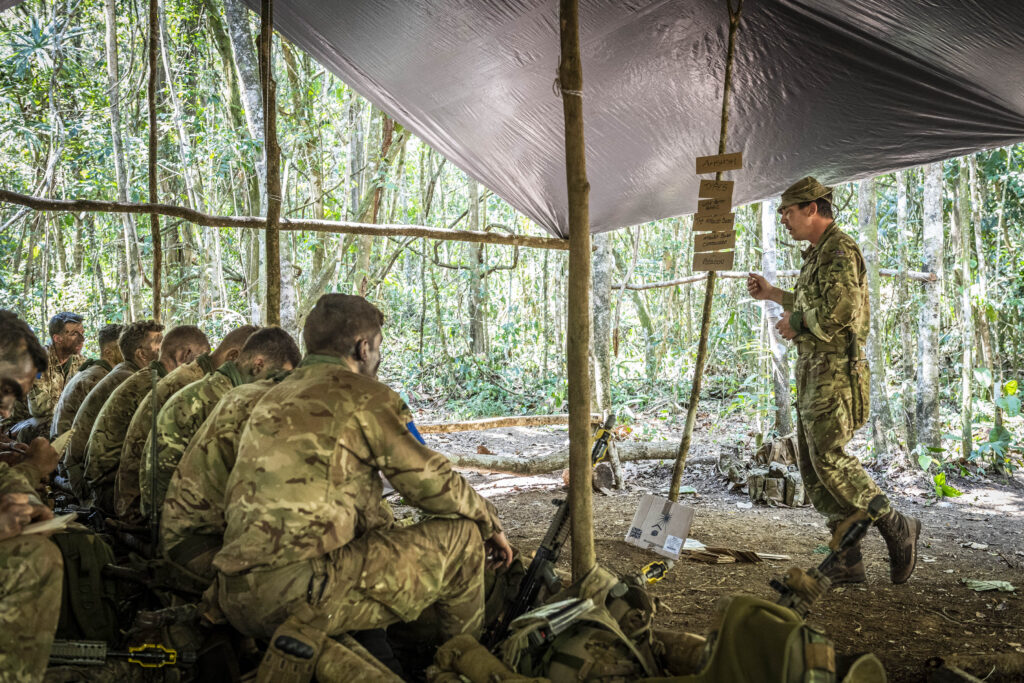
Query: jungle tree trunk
860 176 895 461
969 156 999 423
467 179 487 355
957 162 973 460
105 0 143 320
916 163 943 454
591 232 613 413
760 198 792 435
895 170 917 452
259 0 281 325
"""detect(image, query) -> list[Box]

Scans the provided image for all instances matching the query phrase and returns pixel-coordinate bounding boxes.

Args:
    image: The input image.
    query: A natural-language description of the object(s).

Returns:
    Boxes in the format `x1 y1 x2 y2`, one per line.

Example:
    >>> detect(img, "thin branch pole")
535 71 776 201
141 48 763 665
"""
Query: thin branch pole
559 0 594 581
0 190 569 250
148 0 161 321
259 0 281 325
615 267 936 291
670 0 743 502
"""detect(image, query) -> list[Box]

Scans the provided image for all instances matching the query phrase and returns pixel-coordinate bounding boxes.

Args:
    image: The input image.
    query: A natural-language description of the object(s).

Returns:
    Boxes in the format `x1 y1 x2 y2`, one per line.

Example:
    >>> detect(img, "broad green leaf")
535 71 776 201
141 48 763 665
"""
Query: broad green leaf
918 453 933 471
974 367 992 388
995 395 1021 418
1004 380 1019 396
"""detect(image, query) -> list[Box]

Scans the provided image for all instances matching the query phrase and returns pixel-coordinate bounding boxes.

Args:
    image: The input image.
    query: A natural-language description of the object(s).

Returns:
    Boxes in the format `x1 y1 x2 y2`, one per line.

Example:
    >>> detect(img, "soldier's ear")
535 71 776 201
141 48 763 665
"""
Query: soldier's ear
225 348 240 362
354 338 369 362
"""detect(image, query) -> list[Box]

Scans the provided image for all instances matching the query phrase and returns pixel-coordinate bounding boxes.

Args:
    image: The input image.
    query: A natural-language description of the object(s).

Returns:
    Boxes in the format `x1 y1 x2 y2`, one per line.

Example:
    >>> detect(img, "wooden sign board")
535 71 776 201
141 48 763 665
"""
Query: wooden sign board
693 250 735 271
699 179 734 201
694 231 736 253
695 152 743 175
693 213 735 231
697 198 731 215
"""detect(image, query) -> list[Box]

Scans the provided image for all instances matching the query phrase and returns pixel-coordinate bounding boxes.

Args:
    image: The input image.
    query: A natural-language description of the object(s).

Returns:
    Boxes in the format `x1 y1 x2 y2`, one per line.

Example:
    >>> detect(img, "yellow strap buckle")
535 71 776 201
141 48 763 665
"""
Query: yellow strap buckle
127 643 177 668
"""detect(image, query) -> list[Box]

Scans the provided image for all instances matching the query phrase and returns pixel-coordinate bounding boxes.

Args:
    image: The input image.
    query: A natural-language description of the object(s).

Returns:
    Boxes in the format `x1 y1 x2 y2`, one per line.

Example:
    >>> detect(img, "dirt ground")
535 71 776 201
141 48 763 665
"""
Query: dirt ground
421 418 1024 683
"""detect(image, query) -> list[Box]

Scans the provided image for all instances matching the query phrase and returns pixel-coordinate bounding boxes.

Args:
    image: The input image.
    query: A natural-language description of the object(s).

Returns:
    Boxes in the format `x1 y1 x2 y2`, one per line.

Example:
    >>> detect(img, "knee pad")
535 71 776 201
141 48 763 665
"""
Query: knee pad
256 608 328 683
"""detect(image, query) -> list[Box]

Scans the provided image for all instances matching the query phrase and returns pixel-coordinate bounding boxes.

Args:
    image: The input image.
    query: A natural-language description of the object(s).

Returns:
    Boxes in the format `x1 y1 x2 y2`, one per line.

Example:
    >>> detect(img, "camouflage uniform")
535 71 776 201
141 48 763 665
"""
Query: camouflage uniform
50 358 111 440
64 361 138 500
213 355 500 641
0 462 63 683
27 345 84 422
781 221 885 526
161 377 284 581
83 361 168 514
114 354 215 522
141 361 247 519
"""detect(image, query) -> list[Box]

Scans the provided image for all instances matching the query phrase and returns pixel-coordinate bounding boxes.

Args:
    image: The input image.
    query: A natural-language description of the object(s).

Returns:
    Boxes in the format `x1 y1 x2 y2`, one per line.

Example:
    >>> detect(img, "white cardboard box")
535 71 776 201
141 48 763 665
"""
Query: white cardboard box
624 493 695 559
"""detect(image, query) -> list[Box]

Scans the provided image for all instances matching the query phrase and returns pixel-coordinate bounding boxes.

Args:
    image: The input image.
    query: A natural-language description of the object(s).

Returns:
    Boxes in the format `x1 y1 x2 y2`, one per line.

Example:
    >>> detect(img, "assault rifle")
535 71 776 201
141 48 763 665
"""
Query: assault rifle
770 513 871 618
49 639 195 668
484 414 616 650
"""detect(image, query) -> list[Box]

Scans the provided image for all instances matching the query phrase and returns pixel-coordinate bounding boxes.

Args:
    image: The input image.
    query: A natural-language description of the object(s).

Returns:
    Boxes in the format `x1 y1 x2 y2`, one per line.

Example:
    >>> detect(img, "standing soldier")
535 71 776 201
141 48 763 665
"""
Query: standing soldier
63 320 164 500
213 294 511 650
747 177 920 585
51 323 124 440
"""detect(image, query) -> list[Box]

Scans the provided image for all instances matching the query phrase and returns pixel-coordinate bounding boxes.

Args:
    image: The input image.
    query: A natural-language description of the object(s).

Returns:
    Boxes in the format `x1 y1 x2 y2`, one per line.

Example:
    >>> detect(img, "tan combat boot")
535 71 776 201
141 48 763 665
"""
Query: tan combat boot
824 543 866 586
875 510 921 584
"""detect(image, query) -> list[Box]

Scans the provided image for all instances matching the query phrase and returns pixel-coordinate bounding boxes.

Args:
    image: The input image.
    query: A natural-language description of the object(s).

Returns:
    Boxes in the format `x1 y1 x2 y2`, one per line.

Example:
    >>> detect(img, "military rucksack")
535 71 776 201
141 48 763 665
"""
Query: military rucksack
52 528 122 643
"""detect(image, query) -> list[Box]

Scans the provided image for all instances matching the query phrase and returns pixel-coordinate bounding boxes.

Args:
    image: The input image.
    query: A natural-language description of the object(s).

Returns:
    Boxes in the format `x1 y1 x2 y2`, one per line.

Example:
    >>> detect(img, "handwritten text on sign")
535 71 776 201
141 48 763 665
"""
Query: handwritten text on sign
698 179 734 201
694 231 736 253
693 250 735 271
695 152 743 175
697 198 731 215
693 213 735 231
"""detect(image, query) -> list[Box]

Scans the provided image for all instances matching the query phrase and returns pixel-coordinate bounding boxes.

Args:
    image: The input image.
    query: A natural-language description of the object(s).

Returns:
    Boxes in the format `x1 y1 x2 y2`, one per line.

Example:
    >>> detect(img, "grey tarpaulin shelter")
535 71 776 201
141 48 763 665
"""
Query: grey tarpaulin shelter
227 0 1024 236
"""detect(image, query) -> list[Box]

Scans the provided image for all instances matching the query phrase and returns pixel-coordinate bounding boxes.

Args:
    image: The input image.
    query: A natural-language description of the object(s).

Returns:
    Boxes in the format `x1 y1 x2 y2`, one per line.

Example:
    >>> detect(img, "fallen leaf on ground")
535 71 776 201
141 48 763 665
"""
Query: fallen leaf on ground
961 579 1015 592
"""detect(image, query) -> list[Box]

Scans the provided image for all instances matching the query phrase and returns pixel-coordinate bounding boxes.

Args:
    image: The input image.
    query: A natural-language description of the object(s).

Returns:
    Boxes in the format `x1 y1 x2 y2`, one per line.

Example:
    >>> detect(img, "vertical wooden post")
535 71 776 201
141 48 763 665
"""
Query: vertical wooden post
259 0 281 325
148 0 161 322
670 0 743 500
559 0 595 581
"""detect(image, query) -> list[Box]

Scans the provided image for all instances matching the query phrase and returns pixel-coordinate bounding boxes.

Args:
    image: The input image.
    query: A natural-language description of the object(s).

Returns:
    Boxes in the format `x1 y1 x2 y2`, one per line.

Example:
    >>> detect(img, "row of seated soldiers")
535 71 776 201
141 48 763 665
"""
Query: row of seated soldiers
1 296 512 682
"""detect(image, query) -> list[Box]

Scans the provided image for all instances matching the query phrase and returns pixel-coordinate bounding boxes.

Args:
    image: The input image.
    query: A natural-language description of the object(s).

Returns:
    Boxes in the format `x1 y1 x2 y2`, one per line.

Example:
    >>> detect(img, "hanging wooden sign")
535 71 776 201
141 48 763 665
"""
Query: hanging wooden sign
698 179 734 201
695 152 743 174
693 213 735 231
697 198 731 215
694 231 736 253
693 250 735 271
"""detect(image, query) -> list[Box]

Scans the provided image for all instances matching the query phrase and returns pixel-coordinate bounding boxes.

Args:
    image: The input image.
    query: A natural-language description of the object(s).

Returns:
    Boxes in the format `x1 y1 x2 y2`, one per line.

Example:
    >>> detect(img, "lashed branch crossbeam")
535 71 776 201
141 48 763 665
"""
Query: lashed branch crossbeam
616 267 936 290
0 189 569 250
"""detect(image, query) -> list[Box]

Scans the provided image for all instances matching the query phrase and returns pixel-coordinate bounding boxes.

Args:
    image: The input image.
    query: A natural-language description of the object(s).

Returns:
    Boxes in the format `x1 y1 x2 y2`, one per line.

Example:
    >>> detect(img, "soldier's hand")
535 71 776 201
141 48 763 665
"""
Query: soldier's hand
747 272 776 301
23 437 60 480
776 312 797 340
0 493 51 540
485 530 513 569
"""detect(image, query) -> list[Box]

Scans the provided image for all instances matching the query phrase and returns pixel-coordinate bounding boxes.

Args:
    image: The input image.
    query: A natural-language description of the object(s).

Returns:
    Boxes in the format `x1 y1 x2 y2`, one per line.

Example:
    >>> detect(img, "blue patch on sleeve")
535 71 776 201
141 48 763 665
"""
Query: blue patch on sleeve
406 421 426 445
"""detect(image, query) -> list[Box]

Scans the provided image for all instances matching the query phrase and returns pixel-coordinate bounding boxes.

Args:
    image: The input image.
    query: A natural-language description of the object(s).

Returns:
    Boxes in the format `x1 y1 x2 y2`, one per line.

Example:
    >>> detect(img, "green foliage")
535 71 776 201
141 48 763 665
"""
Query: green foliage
932 472 963 498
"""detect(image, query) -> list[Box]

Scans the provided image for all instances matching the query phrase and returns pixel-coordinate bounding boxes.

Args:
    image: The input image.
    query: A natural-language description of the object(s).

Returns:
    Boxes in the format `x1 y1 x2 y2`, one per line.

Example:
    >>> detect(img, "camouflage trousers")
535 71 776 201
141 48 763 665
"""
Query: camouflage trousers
795 352 889 527
217 517 485 641
0 535 63 683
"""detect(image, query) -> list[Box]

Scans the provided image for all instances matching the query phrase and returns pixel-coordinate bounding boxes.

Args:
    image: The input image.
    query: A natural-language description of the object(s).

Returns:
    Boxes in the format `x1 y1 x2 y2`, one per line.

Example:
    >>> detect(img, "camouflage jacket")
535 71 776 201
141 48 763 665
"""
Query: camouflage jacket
114 353 215 521
141 361 247 519
780 222 869 351
27 346 84 419
160 375 286 577
83 361 168 510
214 355 502 575
64 361 138 498
0 461 41 499
50 359 111 440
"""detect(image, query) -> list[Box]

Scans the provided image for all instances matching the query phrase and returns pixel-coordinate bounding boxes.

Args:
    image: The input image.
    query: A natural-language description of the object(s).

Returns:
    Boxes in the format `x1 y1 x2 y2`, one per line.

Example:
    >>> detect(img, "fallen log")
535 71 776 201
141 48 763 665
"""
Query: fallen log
443 440 716 474
418 413 601 434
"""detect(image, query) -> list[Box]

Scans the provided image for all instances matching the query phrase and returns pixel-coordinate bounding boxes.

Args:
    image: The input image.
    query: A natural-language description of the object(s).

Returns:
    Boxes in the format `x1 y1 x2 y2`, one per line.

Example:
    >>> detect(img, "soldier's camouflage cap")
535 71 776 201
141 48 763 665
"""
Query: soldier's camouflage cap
778 176 833 211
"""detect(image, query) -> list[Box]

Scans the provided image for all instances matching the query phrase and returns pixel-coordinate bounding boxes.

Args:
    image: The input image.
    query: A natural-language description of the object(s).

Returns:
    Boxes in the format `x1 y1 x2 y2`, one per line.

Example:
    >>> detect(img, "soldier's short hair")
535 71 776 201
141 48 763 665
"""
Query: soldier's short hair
0 309 48 373
215 325 261 356
303 294 385 358
798 198 833 219
239 327 301 369
48 311 84 338
97 323 123 350
161 325 211 358
118 320 165 361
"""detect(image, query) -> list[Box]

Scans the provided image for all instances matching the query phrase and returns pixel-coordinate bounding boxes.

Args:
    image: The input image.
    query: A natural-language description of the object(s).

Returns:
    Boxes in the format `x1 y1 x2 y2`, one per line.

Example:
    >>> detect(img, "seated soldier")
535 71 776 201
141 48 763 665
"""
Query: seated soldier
83 325 208 516
51 322 123 440
144 327 299 521
213 294 511 644
0 310 64 683
14 311 86 442
64 320 164 499
115 325 258 522
160 328 300 580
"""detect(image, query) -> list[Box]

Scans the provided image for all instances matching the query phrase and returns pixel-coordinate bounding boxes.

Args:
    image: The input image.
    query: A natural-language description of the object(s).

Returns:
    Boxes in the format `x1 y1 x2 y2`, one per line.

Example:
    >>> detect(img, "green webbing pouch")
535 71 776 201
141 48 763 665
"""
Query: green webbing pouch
53 529 121 643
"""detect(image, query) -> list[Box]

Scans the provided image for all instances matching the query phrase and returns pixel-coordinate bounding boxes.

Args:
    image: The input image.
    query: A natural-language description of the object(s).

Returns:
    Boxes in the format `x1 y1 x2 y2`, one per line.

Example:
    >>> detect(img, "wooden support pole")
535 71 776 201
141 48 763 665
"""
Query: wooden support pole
670 0 743 502
614 267 937 291
148 0 161 322
259 0 281 325
559 0 594 581
0 190 570 250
